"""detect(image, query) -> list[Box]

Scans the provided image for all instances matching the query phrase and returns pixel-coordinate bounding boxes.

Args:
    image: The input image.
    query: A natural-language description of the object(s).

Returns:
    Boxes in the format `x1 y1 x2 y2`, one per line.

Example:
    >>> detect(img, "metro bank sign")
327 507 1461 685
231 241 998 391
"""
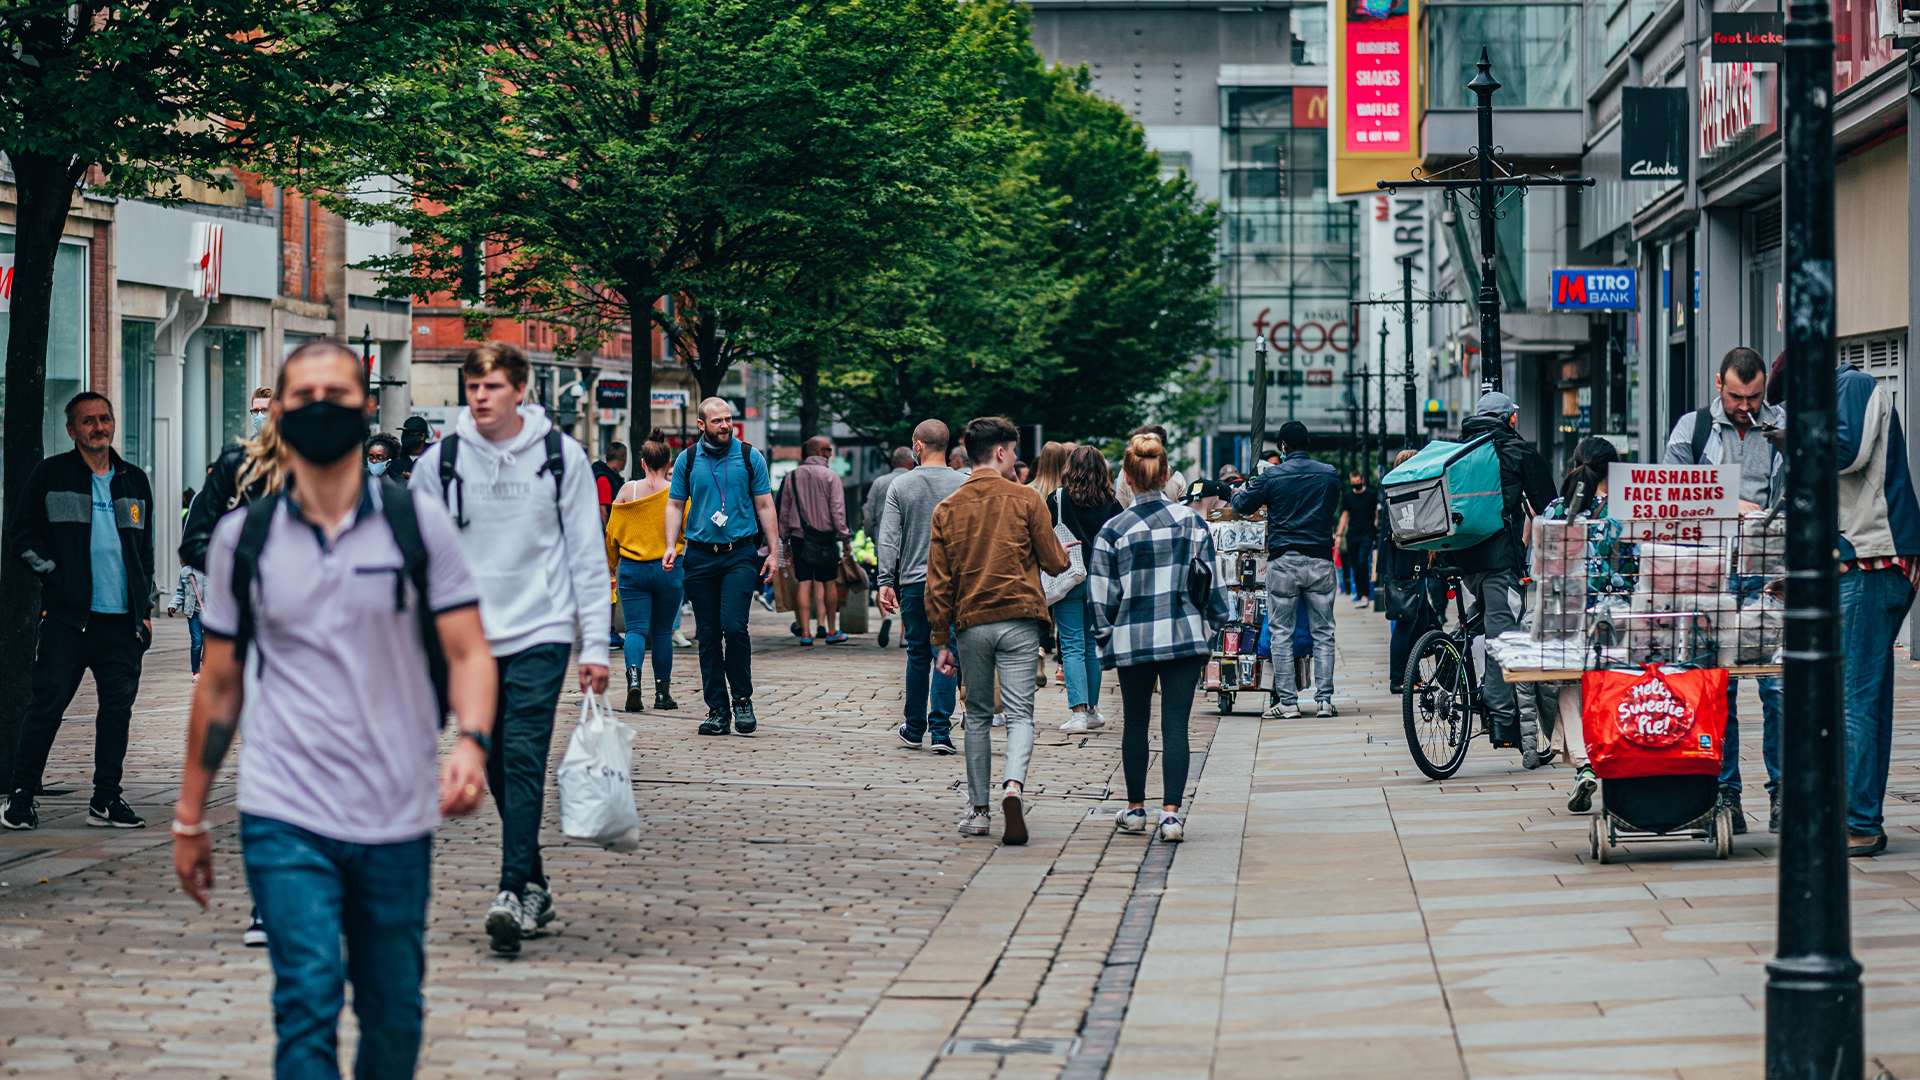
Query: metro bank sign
1550 268 1636 310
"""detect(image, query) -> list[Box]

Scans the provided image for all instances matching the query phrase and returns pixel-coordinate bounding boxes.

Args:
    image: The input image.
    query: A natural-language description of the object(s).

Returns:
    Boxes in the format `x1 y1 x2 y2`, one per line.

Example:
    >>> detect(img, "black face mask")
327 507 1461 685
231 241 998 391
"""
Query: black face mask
279 401 367 465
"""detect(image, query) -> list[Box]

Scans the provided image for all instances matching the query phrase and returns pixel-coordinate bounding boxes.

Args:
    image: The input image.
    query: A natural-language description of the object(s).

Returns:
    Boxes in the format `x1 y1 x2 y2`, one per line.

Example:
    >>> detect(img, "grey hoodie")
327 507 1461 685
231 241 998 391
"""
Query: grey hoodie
409 405 611 665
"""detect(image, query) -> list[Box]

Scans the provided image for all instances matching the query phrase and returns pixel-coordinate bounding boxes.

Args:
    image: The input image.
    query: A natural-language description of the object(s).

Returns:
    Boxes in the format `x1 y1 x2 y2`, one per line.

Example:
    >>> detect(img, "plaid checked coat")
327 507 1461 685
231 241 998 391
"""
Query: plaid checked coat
1088 490 1231 669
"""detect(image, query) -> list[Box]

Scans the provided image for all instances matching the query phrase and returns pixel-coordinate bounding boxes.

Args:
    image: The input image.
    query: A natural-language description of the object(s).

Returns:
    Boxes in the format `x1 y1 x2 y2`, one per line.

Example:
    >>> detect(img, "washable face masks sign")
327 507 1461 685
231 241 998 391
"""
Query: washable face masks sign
279 401 367 465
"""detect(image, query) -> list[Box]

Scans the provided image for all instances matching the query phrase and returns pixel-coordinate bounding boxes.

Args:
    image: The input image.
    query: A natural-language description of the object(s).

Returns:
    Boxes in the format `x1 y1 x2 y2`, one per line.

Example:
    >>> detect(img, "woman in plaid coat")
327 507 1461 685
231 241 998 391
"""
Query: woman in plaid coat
1089 434 1232 843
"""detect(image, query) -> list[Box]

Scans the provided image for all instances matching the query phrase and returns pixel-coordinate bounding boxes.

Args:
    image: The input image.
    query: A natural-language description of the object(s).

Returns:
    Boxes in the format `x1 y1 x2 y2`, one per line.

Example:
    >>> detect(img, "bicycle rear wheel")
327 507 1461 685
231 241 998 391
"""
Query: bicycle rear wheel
1402 629 1474 780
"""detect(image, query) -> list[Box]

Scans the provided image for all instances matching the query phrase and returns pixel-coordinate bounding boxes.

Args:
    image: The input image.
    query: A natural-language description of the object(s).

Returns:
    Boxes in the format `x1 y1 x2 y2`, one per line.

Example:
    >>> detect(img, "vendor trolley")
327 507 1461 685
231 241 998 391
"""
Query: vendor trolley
1201 509 1269 715
1490 507 1785 860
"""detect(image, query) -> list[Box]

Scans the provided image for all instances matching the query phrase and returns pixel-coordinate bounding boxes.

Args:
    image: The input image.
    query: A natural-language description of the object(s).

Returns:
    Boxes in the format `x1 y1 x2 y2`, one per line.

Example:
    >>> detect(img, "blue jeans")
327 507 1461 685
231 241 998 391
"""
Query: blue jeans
1051 581 1101 711
188 613 204 674
1841 566 1915 835
241 814 430 1080
618 557 684 683
897 582 955 740
683 545 759 713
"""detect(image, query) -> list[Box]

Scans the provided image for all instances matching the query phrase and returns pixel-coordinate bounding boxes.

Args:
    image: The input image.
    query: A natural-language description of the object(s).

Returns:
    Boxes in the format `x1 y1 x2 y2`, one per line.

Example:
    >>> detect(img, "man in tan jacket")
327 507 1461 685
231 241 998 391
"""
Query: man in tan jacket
928 417 1071 846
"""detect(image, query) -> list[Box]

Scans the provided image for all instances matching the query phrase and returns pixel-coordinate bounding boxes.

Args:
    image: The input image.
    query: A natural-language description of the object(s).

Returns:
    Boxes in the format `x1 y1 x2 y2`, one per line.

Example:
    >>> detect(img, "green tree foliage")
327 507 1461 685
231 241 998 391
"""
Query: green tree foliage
0 0 497 779
315 0 1013 452
816 0 1224 446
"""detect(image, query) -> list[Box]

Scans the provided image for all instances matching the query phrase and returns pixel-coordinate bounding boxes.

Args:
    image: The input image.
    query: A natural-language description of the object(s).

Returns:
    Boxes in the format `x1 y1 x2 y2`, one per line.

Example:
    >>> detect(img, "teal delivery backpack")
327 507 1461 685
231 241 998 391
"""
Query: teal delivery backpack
1379 434 1505 552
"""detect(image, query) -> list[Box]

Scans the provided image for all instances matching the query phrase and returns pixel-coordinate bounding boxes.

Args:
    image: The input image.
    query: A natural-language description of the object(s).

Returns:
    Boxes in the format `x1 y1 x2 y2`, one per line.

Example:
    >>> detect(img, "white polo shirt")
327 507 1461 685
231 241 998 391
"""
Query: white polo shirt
200 482 478 845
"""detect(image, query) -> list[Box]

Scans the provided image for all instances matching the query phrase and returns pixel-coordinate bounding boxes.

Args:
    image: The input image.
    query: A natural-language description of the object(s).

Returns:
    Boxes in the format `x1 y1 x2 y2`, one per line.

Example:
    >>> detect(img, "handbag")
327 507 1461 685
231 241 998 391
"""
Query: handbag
1042 491 1089 605
1376 577 1422 621
1186 514 1215 614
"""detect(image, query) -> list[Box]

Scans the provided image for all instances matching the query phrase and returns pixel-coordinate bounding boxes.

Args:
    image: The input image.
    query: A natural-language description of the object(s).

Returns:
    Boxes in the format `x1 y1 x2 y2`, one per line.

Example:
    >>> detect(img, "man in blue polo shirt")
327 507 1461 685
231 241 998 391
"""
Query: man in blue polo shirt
663 397 779 736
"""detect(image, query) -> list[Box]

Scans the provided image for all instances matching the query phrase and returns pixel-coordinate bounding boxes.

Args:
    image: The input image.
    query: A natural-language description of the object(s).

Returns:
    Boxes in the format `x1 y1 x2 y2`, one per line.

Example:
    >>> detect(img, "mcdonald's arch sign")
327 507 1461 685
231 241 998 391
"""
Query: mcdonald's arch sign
1293 87 1328 128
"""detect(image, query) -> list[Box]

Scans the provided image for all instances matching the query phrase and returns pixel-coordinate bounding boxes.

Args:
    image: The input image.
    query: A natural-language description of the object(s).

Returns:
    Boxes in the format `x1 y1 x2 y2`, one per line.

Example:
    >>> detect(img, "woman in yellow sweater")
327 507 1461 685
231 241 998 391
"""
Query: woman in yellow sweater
606 429 686 712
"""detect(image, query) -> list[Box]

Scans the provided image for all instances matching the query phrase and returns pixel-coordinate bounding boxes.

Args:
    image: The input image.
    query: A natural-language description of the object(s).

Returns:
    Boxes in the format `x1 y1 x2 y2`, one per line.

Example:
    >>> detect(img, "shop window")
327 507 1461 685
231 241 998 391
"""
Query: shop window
1290 6 1328 65
0 235 89 462
182 327 254 486
122 320 156 475
1427 4 1578 109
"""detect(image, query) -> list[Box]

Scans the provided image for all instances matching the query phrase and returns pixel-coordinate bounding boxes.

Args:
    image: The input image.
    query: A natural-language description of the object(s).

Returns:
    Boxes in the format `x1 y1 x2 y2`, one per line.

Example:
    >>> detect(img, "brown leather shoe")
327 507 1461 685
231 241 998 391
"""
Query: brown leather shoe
1847 832 1888 858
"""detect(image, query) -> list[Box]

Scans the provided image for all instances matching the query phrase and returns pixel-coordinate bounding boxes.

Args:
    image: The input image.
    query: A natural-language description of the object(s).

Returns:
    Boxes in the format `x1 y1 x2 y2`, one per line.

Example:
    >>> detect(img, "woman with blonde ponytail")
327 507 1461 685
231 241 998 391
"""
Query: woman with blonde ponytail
1088 432 1230 844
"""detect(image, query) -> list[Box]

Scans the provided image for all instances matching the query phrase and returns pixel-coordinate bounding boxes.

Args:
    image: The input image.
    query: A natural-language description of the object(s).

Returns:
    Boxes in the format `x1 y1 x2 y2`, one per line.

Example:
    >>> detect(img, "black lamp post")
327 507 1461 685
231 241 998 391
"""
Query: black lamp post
1249 333 1270 465
1766 0 1860 1070
1379 49 1593 396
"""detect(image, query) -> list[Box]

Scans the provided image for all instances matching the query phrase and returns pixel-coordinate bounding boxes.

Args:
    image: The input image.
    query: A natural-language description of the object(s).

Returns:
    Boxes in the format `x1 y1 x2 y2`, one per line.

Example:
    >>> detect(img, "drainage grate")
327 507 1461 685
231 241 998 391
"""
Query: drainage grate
944 1037 1080 1057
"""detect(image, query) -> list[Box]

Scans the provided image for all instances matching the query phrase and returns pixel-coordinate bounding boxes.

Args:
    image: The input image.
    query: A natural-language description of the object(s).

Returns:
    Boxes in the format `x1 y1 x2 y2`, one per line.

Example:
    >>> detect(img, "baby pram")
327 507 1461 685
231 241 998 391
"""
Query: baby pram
1582 664 1735 863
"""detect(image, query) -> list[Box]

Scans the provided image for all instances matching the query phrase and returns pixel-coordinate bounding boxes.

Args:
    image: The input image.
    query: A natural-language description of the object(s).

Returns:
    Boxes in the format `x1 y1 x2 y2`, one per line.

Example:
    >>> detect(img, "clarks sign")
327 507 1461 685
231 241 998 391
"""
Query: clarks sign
1619 87 1688 183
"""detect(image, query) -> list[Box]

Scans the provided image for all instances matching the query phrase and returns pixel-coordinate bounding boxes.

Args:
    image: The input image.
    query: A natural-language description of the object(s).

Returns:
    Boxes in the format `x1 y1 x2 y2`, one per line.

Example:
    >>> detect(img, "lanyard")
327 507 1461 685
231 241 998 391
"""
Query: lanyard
703 441 735 514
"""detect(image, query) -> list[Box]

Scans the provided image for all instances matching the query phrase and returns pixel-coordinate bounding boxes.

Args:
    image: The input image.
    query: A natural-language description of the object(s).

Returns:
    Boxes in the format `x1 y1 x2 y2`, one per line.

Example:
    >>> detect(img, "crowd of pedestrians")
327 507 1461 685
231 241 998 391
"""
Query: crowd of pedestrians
12 327 1920 1077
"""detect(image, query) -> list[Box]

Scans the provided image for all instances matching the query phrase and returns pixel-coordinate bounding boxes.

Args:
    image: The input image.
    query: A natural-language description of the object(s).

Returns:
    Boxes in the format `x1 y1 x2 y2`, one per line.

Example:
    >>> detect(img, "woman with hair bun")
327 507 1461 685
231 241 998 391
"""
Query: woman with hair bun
607 429 686 712
1088 433 1231 844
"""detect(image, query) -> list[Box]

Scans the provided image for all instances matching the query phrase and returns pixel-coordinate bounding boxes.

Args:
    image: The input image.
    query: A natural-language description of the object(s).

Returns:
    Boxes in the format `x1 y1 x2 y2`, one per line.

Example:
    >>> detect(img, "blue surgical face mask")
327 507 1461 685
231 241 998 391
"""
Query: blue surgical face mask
367 459 390 476
250 411 267 434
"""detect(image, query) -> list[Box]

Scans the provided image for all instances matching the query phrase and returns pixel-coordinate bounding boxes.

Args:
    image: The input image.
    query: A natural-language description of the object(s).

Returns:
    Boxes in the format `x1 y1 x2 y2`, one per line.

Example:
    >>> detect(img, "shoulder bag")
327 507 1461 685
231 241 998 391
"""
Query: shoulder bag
1041 490 1088 606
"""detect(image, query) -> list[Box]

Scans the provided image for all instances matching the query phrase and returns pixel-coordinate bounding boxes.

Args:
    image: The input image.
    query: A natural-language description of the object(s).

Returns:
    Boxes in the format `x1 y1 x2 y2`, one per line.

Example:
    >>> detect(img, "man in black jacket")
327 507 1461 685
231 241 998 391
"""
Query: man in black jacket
3 392 155 830
1454 392 1556 761
1232 420 1343 720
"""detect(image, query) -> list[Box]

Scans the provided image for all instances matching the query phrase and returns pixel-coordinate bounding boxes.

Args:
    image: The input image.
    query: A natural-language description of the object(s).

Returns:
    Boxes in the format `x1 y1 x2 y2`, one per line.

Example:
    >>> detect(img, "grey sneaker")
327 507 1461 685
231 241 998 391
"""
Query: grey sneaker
959 810 991 837
1316 702 1338 718
1156 814 1185 843
732 698 758 735
1262 702 1301 720
521 882 556 935
1567 766 1598 814
486 890 524 955
1114 807 1148 834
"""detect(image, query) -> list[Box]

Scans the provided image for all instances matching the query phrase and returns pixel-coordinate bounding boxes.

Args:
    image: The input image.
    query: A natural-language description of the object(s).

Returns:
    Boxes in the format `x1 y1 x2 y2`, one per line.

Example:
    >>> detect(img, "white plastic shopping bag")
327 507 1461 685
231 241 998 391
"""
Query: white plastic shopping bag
557 693 640 852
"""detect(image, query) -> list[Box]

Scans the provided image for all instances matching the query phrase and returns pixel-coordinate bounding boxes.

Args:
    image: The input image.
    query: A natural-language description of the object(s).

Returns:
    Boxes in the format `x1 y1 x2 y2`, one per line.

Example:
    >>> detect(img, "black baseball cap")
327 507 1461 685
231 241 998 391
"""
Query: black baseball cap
1276 420 1310 448
401 416 430 433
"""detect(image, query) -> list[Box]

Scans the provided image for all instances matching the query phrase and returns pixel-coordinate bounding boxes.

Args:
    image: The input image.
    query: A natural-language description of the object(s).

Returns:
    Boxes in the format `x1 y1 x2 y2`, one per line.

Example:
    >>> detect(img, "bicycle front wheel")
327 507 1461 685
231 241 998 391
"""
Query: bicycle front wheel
1402 629 1474 780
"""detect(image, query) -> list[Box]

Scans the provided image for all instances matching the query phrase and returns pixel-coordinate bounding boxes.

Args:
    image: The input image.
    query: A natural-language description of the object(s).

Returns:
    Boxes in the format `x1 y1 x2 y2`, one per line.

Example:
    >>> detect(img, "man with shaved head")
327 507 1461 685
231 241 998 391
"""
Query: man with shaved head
664 397 779 736
876 419 968 754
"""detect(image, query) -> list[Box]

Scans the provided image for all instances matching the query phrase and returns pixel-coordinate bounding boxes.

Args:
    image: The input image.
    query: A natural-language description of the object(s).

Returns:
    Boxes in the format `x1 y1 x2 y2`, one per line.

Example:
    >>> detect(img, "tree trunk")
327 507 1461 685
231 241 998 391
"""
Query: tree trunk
797 344 821 441
0 151 84 787
627 295 656 452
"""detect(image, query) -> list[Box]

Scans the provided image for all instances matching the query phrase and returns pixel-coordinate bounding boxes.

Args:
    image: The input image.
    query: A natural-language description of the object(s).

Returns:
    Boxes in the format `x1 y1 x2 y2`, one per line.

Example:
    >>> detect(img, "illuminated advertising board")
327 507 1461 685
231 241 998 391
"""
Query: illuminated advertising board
1332 0 1423 195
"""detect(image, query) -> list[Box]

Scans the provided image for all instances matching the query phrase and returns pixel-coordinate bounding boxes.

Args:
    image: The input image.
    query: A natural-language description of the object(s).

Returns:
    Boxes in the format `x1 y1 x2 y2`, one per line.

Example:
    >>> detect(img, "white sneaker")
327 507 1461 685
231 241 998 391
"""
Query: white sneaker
991 713 1006 728
1115 807 1148 833
486 890 524 955
959 810 991 837
1353 597 1370 608
672 632 693 648
1059 711 1097 733
1090 708 1111 727
1156 813 1185 843
1317 702 1339 718
1262 702 1301 720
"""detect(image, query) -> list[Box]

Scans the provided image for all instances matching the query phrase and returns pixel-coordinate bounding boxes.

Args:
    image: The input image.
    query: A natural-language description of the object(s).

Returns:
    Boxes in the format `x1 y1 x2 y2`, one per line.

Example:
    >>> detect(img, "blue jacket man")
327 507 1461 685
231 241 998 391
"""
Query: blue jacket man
1232 421 1341 719
1834 360 1920 856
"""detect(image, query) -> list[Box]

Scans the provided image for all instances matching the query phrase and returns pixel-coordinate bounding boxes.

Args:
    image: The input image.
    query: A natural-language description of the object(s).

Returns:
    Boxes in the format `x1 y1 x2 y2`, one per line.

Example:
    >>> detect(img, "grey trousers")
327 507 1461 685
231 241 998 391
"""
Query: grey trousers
955 619 1040 808
1267 554 1336 706
1463 567 1523 722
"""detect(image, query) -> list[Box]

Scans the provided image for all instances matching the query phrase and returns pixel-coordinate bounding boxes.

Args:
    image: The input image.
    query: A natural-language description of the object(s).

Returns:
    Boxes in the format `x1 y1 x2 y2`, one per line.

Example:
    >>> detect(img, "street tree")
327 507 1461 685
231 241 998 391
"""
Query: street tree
0 0 500 781
318 0 1014 453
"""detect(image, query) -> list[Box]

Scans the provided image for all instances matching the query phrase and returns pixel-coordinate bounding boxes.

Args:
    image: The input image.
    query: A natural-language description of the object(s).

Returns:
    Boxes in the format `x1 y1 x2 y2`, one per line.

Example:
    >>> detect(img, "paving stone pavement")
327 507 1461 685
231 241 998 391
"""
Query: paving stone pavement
0 606 1215 1079
7 599 1920 1079
1113 602 1920 1080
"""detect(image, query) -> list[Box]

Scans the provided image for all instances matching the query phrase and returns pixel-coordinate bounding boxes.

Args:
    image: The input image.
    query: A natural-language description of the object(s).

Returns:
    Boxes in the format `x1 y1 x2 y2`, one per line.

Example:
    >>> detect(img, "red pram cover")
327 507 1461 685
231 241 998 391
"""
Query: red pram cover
1580 665 1729 779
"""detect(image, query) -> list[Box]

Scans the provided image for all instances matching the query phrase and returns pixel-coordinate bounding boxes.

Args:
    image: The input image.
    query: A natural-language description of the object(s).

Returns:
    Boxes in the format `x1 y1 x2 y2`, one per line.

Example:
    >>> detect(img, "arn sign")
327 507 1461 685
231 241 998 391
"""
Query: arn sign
1550 269 1636 311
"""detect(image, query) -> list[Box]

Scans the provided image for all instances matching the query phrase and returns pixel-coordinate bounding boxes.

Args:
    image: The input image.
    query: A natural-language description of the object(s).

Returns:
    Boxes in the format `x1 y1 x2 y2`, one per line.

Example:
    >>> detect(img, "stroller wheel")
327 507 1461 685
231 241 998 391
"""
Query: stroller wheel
1714 807 1733 859
1594 817 1612 864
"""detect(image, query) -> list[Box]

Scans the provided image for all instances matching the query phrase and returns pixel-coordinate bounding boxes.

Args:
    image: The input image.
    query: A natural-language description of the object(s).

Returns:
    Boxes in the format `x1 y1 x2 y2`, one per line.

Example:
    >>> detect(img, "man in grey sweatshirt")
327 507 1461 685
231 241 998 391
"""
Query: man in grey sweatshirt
877 419 968 752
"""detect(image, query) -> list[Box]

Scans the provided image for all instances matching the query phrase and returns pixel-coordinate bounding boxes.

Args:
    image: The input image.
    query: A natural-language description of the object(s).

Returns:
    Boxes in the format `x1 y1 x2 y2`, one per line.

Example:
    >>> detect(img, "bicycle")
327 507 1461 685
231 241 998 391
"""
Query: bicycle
1400 563 1487 780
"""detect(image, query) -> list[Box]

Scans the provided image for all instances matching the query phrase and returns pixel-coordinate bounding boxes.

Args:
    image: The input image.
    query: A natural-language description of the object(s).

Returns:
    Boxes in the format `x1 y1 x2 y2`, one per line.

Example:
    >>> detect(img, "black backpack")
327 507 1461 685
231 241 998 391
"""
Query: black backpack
437 428 567 531
231 478 451 726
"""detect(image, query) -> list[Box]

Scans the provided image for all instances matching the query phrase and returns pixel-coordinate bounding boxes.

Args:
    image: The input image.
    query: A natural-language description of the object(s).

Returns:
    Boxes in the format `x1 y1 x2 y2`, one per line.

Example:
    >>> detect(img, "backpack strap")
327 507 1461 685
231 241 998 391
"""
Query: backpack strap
230 491 283 662
538 428 566 537
1687 406 1713 465
378 478 452 727
438 433 466 528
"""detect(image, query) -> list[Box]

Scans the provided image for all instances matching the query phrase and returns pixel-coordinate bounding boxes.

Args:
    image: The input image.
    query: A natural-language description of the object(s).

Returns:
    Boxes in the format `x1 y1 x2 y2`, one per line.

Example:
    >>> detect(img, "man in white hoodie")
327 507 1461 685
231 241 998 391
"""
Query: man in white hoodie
409 342 611 955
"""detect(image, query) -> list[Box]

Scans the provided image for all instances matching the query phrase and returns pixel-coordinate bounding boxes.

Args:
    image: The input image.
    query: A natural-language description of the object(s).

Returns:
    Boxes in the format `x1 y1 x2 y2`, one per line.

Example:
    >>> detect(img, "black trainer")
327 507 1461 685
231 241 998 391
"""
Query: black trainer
243 907 269 948
87 797 146 829
877 618 892 649
698 709 731 736
732 698 757 735
653 680 678 711
1 790 37 831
